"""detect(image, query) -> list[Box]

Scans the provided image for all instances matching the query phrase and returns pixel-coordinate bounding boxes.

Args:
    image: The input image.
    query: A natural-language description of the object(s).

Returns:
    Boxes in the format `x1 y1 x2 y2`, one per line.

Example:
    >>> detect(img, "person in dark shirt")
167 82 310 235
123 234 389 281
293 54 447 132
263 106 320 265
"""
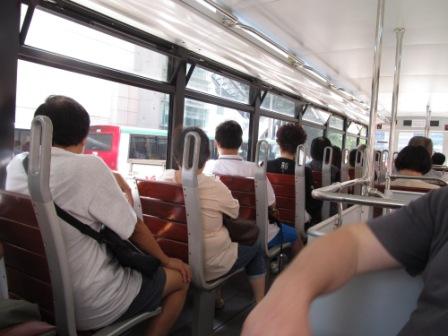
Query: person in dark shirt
432 152 446 165
266 123 322 224
331 145 342 171
307 136 340 183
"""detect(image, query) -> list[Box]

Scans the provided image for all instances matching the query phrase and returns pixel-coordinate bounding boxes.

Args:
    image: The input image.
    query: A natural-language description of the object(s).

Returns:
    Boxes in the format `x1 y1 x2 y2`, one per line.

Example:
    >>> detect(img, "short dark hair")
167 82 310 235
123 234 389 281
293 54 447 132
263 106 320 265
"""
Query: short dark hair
331 145 342 168
408 136 433 155
349 149 357 168
215 120 243 149
395 145 431 174
432 152 446 165
276 123 307 154
34 95 90 147
173 127 210 169
310 136 332 161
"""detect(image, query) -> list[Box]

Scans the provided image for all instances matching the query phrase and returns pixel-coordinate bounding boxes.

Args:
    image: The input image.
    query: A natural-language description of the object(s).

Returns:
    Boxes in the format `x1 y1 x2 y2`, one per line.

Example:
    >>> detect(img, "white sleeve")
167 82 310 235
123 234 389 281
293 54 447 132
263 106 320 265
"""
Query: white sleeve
203 160 216 176
88 163 137 240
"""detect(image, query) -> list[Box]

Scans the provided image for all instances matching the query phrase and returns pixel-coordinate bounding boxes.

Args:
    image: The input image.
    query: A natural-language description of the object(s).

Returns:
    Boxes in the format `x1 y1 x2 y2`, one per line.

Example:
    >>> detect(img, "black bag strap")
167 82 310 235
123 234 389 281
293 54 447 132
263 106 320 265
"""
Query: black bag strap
22 154 104 244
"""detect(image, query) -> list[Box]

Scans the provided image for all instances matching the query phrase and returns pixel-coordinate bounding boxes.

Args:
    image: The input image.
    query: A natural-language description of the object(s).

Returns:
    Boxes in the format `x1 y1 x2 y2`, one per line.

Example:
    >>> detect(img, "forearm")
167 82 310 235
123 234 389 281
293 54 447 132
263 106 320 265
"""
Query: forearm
130 220 169 265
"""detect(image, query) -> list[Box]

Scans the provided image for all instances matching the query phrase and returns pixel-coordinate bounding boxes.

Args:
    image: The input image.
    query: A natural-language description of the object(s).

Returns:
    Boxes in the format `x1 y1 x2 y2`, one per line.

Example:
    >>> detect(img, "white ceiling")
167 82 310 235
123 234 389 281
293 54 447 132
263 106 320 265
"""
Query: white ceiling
215 0 448 117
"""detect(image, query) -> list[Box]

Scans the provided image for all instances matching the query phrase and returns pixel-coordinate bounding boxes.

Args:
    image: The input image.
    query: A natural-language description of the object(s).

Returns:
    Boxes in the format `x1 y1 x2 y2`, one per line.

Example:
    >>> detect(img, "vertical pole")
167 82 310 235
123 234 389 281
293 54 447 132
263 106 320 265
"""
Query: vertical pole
167 53 186 169
0 1 21 188
385 28 405 191
248 87 261 161
365 0 385 188
424 104 431 137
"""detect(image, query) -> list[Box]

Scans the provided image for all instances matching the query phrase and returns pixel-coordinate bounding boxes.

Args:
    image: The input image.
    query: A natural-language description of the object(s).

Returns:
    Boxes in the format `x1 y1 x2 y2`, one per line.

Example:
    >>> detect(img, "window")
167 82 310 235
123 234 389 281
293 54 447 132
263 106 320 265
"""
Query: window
375 130 389 151
26 8 169 82
16 61 170 175
184 99 250 159
346 136 358 150
430 132 444 153
328 116 344 130
86 133 113 151
347 122 362 135
128 134 167 160
258 117 289 159
327 130 343 148
302 107 330 125
187 66 250 104
359 138 367 145
360 127 367 137
261 93 296 117
303 124 324 157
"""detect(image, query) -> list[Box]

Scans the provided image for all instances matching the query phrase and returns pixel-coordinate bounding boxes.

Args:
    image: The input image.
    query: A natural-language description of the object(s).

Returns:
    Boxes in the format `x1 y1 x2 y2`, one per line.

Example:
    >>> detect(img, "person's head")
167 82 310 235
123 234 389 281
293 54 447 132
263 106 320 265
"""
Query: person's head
34 95 90 149
215 120 243 152
310 136 332 161
395 145 432 175
173 127 210 170
408 136 433 155
432 152 446 165
348 149 357 168
276 123 307 155
357 144 367 152
332 145 342 168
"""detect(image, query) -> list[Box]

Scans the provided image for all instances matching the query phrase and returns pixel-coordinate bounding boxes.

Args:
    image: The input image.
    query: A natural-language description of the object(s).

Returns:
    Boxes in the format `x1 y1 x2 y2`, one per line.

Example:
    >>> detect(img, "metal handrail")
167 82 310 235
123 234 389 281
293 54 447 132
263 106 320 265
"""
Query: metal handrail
388 174 447 186
432 165 448 172
312 178 406 209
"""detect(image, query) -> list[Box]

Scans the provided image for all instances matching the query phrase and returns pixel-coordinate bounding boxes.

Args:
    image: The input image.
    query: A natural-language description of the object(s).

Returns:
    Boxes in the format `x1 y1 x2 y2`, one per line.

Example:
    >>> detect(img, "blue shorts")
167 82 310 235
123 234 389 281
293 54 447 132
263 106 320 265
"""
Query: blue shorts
116 266 166 322
228 244 266 279
268 224 298 249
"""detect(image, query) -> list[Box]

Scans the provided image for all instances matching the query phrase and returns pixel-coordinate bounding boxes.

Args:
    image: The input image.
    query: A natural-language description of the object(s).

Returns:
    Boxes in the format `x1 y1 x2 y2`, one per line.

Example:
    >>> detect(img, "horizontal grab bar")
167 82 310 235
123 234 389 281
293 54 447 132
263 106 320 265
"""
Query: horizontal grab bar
389 174 447 186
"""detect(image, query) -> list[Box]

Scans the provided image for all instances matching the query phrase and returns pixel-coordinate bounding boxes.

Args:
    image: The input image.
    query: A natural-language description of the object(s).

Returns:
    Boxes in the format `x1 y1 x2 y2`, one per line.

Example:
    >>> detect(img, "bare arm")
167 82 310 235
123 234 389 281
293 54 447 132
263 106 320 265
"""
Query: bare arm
112 171 134 206
130 219 191 282
242 223 399 336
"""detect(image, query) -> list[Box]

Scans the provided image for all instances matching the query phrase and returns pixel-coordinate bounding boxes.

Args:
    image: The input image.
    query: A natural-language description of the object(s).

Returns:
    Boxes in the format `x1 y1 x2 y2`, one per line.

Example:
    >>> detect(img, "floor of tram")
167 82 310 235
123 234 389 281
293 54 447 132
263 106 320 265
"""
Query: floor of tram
171 272 262 335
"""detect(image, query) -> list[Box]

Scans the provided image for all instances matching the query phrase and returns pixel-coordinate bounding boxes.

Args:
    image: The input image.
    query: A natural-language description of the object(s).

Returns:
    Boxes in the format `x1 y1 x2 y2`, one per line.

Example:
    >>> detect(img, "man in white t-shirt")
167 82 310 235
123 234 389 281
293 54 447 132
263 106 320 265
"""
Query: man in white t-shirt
5 96 190 335
204 120 301 253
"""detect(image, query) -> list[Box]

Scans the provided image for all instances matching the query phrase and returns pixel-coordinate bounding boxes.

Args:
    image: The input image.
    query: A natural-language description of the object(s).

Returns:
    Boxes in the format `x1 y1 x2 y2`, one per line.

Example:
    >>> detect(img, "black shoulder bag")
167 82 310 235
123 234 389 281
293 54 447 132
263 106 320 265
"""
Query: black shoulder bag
23 156 160 277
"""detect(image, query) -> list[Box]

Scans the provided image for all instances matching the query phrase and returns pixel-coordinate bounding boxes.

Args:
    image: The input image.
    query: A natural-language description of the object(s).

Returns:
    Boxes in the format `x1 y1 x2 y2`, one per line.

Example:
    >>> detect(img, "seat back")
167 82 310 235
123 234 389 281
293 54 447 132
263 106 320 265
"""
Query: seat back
266 145 306 238
340 149 350 182
219 140 270 256
26 116 78 335
0 191 54 322
136 180 188 263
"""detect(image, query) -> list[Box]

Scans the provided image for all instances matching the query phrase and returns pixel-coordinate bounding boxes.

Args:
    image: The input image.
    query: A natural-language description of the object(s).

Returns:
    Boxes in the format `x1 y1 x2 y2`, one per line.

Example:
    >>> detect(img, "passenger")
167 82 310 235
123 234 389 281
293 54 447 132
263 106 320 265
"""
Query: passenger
158 127 266 303
432 152 446 166
408 135 444 179
5 96 190 336
306 136 340 183
391 146 439 190
348 148 357 168
266 123 322 224
204 120 302 254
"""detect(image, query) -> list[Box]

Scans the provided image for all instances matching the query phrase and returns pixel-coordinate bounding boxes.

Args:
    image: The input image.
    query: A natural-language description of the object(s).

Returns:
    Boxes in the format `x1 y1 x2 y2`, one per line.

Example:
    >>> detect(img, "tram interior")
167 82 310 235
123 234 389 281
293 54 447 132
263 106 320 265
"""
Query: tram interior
1 0 448 335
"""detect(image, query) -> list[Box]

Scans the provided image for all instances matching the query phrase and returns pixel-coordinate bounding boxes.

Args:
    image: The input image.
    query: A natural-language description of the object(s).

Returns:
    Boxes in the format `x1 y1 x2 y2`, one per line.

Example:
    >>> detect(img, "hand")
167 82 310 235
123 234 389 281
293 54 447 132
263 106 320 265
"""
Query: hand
242 279 311 336
112 171 134 207
164 258 192 283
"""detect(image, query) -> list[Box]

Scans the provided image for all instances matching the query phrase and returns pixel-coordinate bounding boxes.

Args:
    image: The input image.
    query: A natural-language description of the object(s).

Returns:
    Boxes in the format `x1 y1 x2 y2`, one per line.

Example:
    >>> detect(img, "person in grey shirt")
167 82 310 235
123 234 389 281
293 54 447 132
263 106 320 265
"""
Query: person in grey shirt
242 187 448 335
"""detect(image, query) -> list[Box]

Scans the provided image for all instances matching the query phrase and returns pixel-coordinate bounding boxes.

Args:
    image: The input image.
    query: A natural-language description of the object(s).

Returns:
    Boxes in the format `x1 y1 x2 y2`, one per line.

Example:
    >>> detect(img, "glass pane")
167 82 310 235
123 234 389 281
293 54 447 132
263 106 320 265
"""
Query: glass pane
26 8 169 82
184 98 250 159
397 131 424 151
360 127 367 137
430 131 444 154
359 138 367 145
128 132 167 160
261 92 296 117
328 116 344 130
258 116 289 160
327 130 343 148
302 125 324 159
302 107 330 125
16 60 170 177
375 130 389 151
346 136 358 150
187 66 250 104
347 122 362 135
86 133 113 151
